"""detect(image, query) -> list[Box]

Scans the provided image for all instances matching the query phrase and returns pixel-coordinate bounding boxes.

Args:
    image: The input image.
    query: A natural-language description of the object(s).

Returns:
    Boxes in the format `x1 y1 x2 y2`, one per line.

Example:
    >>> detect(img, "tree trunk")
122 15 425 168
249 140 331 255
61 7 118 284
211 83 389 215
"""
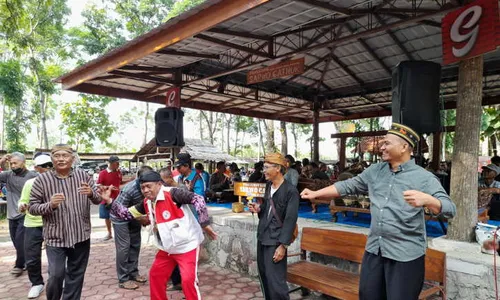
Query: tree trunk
221 114 225 151
489 134 497 156
199 111 204 140
143 103 150 146
291 123 298 158
312 109 320 162
258 119 266 157
226 114 231 154
1 97 4 150
447 56 483 242
280 121 288 155
265 119 275 153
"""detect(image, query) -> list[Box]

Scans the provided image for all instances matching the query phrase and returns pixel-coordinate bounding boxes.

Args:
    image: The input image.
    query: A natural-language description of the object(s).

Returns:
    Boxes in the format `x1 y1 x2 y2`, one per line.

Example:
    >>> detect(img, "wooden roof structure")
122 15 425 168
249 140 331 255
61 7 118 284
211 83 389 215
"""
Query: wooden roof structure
58 0 500 124
133 138 237 162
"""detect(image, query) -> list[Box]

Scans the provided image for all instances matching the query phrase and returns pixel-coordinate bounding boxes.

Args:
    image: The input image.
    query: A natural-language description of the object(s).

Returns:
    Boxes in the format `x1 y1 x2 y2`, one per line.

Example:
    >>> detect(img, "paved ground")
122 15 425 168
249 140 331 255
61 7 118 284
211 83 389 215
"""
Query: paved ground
0 206 323 300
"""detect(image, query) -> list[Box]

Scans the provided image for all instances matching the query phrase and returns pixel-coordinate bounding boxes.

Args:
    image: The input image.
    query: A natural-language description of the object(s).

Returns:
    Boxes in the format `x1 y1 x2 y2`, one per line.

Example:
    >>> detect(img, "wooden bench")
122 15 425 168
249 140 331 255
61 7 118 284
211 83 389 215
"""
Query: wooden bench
287 228 446 300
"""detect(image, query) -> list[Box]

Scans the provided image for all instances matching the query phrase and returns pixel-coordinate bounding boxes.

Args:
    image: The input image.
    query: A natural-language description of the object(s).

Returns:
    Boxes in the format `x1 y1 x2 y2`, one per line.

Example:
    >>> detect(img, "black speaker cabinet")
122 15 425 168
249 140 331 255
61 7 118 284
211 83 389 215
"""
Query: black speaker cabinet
392 61 442 135
155 107 185 147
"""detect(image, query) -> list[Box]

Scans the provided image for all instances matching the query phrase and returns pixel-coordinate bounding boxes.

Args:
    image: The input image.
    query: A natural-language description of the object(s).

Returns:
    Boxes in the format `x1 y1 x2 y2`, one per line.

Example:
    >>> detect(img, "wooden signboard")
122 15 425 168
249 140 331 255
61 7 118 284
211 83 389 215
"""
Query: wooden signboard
233 182 266 197
165 86 181 108
247 58 305 84
442 0 500 65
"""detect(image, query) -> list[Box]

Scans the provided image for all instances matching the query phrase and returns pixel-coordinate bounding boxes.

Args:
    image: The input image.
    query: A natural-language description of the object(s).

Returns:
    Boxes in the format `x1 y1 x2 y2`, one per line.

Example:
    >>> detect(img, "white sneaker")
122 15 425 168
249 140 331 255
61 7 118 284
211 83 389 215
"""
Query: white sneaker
28 284 44 299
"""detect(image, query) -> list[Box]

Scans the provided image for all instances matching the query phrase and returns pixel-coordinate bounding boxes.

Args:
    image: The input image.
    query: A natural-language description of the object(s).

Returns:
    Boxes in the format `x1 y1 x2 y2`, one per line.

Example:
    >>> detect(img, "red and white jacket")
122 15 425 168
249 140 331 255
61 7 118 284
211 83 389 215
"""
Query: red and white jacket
111 186 209 254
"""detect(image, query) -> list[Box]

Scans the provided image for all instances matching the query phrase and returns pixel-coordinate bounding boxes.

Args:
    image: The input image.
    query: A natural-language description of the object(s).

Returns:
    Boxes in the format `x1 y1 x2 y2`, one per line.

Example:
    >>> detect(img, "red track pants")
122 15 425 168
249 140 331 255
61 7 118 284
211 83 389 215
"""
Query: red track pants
149 247 200 300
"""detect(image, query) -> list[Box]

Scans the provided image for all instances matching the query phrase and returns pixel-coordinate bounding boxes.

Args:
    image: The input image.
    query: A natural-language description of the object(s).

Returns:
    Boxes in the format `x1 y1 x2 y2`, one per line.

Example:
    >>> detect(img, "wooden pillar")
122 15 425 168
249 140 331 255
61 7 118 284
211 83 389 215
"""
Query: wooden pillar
447 55 484 242
312 104 320 162
339 137 346 172
431 132 441 172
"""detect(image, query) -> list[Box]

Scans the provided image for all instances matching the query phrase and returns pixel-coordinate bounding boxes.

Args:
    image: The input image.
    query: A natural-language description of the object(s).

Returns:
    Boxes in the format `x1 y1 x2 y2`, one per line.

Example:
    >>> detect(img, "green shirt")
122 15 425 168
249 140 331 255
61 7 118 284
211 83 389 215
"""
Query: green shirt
19 178 42 227
334 159 456 262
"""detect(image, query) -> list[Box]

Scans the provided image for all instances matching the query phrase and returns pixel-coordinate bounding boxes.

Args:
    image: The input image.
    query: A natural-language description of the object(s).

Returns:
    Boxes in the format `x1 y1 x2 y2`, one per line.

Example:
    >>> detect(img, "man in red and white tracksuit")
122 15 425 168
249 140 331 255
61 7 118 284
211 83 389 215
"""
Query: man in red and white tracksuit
101 171 217 300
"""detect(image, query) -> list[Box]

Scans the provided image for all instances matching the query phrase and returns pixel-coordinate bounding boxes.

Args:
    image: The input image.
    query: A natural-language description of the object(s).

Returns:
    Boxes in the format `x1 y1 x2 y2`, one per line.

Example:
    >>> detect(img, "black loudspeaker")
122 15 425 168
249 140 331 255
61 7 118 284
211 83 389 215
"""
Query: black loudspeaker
391 61 442 135
155 107 185 146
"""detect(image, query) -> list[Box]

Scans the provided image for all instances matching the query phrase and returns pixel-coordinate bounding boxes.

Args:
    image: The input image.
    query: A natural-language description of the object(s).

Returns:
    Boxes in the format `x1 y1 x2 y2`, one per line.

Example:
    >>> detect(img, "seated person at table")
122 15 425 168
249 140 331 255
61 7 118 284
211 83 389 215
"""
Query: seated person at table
209 161 229 193
249 162 265 183
311 162 329 181
479 164 500 220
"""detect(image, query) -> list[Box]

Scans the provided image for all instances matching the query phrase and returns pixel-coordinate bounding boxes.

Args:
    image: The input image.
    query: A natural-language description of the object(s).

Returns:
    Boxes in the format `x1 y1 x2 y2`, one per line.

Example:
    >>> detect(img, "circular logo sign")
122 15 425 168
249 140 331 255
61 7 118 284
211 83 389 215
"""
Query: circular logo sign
162 210 171 220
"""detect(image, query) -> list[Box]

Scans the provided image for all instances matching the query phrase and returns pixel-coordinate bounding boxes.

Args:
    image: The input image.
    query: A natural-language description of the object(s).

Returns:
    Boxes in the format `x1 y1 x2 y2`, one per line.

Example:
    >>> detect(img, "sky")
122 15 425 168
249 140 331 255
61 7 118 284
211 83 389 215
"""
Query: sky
35 0 344 160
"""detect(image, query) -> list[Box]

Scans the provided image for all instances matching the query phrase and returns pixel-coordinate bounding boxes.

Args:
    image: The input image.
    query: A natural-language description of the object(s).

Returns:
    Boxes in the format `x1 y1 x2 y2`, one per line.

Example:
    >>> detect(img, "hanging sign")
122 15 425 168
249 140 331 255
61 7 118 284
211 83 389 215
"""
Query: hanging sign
165 86 181 108
442 0 500 65
247 58 305 84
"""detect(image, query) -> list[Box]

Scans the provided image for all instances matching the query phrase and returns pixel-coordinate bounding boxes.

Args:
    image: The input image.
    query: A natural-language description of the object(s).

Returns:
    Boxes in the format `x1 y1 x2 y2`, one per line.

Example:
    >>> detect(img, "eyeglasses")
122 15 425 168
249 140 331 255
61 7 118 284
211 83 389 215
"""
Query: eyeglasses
263 164 278 170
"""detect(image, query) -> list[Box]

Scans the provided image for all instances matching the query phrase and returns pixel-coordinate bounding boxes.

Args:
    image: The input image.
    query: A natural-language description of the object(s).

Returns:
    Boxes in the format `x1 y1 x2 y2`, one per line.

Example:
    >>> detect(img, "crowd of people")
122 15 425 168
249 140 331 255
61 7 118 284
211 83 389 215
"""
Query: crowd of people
5 122 500 300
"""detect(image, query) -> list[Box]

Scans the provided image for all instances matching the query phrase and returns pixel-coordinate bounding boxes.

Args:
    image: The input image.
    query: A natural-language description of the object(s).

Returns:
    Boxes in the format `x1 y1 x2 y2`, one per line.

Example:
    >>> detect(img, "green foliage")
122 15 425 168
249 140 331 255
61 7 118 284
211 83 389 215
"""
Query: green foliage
60 94 116 151
165 0 206 21
67 3 127 57
0 60 24 106
0 60 29 152
481 107 500 139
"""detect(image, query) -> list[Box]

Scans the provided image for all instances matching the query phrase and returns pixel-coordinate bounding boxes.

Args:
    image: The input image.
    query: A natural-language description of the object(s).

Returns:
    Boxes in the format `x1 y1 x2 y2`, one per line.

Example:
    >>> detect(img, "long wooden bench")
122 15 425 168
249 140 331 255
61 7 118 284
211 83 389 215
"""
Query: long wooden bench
287 228 446 300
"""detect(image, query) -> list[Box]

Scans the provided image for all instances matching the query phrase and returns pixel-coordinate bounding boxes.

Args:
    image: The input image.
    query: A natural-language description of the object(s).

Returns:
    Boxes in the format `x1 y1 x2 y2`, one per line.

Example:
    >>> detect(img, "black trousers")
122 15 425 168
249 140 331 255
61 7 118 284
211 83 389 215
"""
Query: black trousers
9 215 25 269
113 221 141 283
171 265 181 285
46 239 91 300
257 242 289 300
24 226 44 286
359 251 425 300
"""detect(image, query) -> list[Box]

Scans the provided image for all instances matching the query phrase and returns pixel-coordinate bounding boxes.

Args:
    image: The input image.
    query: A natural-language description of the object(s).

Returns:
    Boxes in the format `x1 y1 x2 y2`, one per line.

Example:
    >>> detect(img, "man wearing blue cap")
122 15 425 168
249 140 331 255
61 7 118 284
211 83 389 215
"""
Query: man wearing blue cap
301 123 456 300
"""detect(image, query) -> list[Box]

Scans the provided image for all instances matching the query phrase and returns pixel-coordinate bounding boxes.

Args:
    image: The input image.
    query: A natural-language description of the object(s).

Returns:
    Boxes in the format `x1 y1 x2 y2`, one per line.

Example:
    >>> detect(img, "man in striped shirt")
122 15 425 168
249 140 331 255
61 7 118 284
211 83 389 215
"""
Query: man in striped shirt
29 144 101 300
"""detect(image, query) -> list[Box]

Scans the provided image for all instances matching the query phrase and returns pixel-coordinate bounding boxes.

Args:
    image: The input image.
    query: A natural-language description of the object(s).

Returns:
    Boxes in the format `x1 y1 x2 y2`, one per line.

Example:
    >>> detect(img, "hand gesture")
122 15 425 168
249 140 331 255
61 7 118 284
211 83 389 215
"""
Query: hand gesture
203 225 218 240
403 190 430 208
50 193 65 209
300 188 316 200
483 239 499 251
136 216 151 227
273 245 286 263
248 202 260 213
19 203 29 213
78 182 93 197
98 185 114 205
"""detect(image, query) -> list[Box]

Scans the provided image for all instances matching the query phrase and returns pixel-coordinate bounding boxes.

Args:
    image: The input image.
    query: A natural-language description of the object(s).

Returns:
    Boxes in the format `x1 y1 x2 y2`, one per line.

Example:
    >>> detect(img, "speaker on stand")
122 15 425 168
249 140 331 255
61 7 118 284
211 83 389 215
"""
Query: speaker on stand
155 107 185 147
391 61 442 166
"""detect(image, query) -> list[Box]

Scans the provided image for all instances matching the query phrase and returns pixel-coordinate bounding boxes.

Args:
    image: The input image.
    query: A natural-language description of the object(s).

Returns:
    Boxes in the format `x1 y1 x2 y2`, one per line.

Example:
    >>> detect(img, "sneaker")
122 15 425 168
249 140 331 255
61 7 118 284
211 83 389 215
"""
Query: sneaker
10 267 23 276
28 284 44 299
131 275 147 283
118 280 139 290
102 234 112 241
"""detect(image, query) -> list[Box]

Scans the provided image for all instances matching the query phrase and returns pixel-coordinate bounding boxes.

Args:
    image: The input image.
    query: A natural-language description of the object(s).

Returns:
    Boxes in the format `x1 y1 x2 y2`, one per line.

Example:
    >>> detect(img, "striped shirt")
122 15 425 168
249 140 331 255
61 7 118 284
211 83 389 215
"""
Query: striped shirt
110 179 143 224
29 169 101 248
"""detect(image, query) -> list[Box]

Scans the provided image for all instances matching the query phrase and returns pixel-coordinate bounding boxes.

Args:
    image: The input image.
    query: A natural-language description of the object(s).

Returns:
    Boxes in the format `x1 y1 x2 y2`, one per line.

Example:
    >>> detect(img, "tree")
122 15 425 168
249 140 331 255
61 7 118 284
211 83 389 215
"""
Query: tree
233 116 257 156
1 0 70 149
264 119 276 153
481 106 500 155
60 94 116 152
200 110 221 145
280 121 288 155
290 123 312 159
0 60 28 152
447 56 483 242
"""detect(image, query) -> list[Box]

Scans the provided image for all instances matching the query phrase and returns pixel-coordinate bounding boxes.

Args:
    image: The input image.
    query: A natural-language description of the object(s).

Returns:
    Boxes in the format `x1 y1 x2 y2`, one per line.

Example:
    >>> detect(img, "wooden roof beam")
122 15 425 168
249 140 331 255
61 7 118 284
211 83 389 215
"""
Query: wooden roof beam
381 12 442 28
119 65 177 73
296 0 351 15
195 34 272 58
373 14 415 61
157 49 220 60
109 70 176 84
345 23 392 76
330 53 365 87
182 7 454 86
207 27 270 41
